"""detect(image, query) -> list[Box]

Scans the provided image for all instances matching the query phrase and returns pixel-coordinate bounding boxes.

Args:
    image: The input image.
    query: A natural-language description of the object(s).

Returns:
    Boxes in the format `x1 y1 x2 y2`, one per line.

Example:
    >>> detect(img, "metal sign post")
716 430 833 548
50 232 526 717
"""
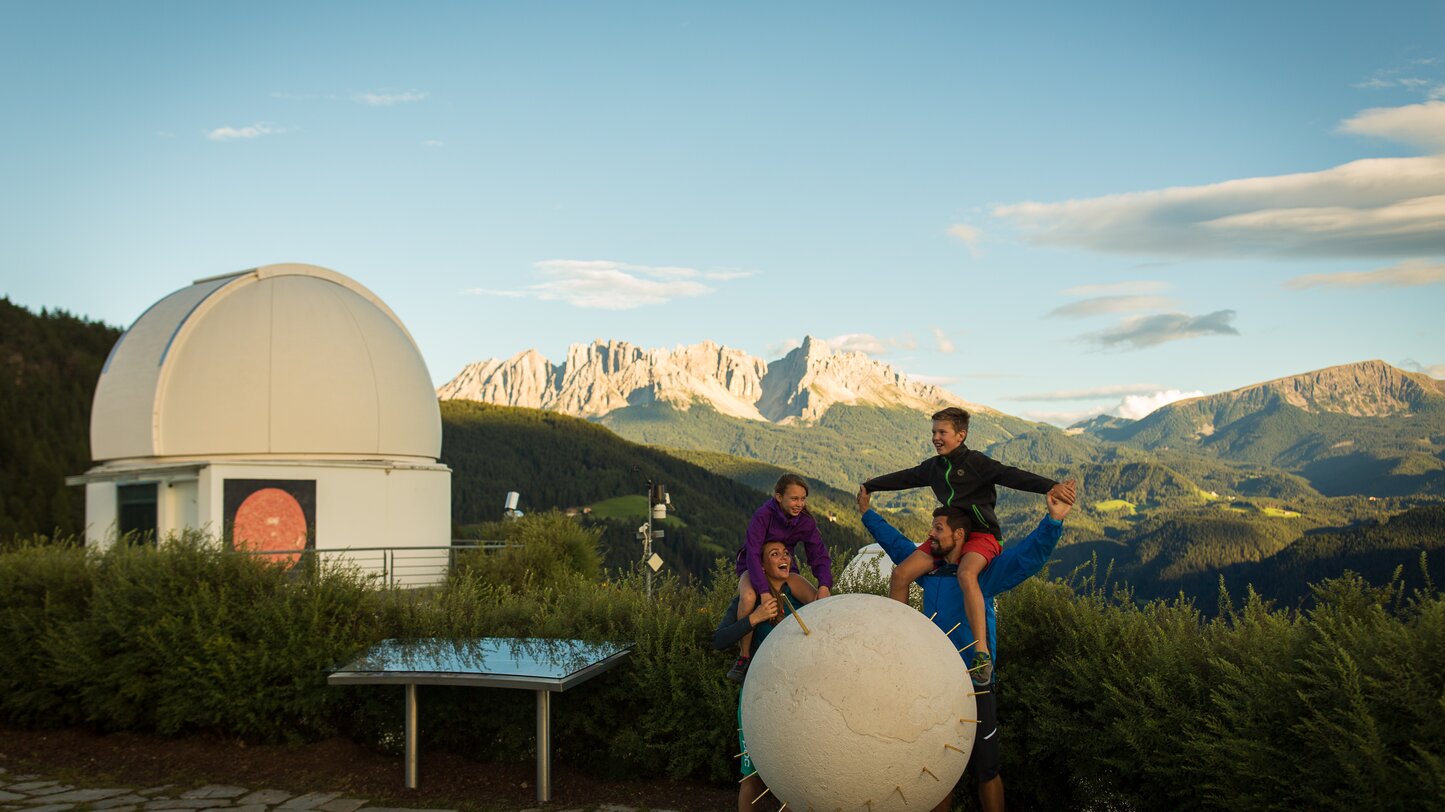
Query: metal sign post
639 479 669 597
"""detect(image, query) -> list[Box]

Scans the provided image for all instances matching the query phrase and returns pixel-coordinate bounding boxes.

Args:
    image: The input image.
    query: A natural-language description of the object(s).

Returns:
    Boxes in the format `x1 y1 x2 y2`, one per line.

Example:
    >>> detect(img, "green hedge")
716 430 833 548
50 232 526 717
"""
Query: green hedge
2 522 1442 808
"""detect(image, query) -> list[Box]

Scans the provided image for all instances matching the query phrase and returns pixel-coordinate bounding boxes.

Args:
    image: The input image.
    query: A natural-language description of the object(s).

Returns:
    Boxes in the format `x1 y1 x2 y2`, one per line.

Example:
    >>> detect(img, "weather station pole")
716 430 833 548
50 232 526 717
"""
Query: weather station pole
640 480 668 598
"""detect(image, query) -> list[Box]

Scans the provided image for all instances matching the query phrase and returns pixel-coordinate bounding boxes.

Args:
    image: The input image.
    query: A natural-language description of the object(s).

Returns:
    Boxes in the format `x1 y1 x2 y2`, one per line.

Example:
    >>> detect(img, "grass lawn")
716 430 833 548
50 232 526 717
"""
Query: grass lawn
1093 499 1137 515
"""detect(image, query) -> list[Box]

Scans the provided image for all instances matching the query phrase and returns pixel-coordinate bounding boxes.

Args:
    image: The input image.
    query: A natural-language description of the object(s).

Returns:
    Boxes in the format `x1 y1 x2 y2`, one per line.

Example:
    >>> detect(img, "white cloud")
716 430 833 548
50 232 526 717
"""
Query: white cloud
422 139 444 148
1020 406 1113 427
907 372 961 387
1285 259 1445 289
992 103 1445 259
767 338 803 357
1401 358 1445 378
354 90 428 106
932 327 956 354
1114 389 1205 420
1339 100 1445 152
704 268 757 281
1060 280 1169 296
1083 310 1240 350
825 333 890 355
826 332 919 355
464 259 731 309
205 123 285 141
1007 383 1168 402
770 333 915 357
946 223 984 255
1047 295 1178 318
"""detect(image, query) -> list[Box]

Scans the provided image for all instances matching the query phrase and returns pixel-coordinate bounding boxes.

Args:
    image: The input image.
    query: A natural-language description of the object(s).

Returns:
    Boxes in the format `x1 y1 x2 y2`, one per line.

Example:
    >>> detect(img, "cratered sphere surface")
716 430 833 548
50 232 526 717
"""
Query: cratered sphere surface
740 593 977 812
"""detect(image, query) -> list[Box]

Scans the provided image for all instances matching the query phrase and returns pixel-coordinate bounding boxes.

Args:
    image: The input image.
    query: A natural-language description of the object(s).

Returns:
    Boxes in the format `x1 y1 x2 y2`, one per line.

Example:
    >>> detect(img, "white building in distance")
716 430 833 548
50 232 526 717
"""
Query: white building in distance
69 263 452 585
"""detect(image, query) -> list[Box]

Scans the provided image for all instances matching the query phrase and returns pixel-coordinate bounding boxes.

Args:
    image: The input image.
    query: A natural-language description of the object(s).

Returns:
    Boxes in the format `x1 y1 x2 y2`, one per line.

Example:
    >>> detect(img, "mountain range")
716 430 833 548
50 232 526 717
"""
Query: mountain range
438 336 965 423
1071 359 1445 498
4 293 1442 607
441 342 1445 501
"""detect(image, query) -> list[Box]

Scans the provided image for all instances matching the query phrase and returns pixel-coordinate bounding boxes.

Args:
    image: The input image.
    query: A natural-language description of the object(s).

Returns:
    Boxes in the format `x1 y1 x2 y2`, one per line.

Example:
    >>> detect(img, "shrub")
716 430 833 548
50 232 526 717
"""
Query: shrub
1 533 1442 806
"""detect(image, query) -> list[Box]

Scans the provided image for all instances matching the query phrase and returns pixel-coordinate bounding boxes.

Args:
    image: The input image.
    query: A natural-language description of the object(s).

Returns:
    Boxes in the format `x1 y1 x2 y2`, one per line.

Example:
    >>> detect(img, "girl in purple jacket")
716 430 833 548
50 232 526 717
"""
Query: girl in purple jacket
726 473 835 682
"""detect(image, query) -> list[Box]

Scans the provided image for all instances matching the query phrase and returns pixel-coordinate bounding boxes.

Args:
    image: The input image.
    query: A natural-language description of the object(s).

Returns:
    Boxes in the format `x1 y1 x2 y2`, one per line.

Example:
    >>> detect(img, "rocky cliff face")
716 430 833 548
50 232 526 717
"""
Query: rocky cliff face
437 336 958 423
1148 359 1444 432
1241 359 1445 417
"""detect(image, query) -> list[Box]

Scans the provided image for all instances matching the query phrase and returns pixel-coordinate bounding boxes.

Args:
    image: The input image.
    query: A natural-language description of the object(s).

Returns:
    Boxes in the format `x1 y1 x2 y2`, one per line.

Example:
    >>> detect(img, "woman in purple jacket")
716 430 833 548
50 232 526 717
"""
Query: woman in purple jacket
726 474 835 682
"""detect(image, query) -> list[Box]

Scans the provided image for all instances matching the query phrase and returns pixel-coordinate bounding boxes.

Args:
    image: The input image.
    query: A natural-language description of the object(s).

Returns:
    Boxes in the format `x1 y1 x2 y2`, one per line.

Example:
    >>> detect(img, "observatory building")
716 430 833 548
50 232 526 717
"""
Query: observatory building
68 263 451 584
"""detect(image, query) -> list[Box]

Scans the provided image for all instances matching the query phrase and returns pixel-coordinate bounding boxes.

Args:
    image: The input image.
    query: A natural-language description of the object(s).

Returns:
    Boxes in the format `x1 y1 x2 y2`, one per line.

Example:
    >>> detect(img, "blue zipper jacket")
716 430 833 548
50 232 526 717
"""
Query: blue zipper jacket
862 510 1063 671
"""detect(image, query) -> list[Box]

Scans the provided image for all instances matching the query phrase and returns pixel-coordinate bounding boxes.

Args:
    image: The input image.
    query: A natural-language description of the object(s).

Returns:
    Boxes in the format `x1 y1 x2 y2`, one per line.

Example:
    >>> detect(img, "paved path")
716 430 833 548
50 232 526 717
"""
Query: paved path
0 768 670 812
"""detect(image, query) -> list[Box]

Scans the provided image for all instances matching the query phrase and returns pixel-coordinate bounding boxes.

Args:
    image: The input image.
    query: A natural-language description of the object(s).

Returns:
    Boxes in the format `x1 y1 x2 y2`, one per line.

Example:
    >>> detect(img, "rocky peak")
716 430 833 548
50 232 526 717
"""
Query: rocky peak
1239 360 1444 417
438 336 960 424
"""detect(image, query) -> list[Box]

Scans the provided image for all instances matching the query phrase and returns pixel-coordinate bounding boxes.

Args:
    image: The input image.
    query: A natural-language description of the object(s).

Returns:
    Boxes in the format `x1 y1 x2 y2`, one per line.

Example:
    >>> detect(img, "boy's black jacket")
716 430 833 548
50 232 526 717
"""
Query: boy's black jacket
862 445 1057 535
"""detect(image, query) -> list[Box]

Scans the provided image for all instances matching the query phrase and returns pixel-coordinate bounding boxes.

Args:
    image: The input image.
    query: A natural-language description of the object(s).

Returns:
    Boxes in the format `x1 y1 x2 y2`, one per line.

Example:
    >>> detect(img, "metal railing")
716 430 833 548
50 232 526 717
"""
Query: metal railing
229 541 514 587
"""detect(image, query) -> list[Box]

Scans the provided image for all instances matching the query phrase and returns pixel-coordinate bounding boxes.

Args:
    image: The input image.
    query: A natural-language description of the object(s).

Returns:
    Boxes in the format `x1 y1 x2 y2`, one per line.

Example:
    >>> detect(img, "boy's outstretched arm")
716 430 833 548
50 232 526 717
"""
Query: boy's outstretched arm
860 462 930 494
975 453 1058 495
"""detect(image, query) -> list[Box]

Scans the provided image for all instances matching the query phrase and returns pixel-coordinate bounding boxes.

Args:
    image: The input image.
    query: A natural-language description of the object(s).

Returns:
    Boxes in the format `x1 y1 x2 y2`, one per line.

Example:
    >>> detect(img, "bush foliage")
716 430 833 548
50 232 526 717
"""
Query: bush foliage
1 515 1442 809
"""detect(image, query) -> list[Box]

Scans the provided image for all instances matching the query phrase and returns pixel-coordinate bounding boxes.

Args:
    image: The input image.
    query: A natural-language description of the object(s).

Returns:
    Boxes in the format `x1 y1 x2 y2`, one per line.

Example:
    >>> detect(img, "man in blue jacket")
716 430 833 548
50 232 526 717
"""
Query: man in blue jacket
856 480 1075 812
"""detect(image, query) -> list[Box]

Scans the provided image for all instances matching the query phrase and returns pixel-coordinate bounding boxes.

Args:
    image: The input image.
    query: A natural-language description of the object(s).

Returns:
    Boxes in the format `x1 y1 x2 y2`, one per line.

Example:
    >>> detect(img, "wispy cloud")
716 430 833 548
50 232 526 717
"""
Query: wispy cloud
770 332 917 357
1286 259 1445 289
1401 358 1445 378
1019 406 1112 426
767 338 803 357
946 223 984 256
422 139 444 148
354 90 428 106
824 333 913 355
205 123 286 141
1006 383 1168 402
992 102 1445 259
1353 58 1441 92
1060 280 1169 297
463 259 740 309
1047 295 1178 318
1082 310 1239 350
932 327 956 354
907 372 961 387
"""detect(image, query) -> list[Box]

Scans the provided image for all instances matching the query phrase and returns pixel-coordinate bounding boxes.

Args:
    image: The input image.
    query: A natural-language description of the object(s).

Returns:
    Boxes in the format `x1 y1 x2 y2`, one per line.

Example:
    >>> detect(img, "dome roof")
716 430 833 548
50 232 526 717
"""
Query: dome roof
91 263 441 462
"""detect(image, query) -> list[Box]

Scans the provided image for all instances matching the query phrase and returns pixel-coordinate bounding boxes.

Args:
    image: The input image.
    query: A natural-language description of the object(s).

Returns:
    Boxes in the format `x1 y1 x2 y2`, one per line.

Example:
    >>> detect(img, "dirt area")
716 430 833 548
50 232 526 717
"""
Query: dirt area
0 726 737 812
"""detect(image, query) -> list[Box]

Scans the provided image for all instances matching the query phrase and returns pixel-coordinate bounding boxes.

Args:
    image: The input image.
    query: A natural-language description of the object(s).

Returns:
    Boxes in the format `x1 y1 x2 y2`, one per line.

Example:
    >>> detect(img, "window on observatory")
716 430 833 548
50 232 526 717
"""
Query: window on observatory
117 483 158 544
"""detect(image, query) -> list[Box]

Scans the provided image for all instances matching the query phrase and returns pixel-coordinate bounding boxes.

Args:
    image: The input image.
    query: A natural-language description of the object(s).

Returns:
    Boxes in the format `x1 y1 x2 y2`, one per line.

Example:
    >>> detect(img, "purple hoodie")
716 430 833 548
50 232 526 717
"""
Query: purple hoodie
733 497 834 597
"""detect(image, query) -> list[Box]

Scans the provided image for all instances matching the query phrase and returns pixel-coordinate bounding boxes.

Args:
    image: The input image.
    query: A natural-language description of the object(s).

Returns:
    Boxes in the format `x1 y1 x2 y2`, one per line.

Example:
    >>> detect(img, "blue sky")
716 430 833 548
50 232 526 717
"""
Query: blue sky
3 1 1443 424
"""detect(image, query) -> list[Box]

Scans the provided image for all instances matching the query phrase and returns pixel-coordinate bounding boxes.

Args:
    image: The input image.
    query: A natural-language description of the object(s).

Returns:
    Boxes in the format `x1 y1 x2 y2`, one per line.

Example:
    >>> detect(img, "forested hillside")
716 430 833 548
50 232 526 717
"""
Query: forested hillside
0 298 120 541
440 400 871 582
1083 361 1445 497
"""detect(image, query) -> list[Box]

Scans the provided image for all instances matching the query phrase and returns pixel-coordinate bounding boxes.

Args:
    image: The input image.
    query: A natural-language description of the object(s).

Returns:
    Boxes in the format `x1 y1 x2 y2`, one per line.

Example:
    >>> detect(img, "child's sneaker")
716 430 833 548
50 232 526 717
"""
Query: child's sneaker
970 651 993 687
727 656 751 683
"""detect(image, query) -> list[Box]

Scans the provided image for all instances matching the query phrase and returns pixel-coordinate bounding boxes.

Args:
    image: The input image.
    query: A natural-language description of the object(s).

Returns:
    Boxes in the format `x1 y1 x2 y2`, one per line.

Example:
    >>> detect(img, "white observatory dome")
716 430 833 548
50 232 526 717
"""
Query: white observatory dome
90 263 440 462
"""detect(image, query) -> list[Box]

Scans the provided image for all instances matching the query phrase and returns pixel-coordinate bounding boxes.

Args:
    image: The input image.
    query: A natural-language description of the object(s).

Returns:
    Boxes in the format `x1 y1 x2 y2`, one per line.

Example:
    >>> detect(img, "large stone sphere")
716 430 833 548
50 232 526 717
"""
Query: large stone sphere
741 593 977 812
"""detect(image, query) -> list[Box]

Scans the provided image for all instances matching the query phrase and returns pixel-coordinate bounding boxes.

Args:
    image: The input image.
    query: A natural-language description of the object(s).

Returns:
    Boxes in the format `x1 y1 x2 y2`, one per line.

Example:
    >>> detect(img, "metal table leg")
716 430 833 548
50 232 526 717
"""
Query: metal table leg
536 689 551 803
404 683 419 789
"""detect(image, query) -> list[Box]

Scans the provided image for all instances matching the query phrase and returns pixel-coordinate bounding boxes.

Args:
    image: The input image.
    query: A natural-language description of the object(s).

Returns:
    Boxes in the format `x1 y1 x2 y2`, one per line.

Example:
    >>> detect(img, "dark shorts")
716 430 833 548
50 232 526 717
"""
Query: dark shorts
738 699 755 778
966 680 1001 783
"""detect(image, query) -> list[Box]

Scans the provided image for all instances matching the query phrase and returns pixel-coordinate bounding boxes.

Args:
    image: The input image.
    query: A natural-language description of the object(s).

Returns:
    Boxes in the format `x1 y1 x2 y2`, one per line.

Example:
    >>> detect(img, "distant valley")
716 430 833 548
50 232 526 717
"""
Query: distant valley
440 339 1445 605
